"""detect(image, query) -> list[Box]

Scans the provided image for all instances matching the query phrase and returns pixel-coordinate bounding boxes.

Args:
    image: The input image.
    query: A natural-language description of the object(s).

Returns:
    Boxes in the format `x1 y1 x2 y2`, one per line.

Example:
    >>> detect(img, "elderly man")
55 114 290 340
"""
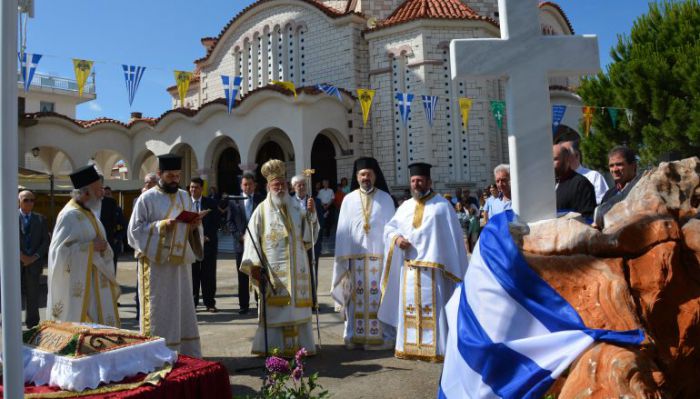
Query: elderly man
240 159 320 356
291 174 322 292
594 146 641 227
561 140 609 204
553 143 597 220
332 157 396 350
128 154 204 357
47 165 119 326
18 190 50 328
484 164 512 223
378 163 468 362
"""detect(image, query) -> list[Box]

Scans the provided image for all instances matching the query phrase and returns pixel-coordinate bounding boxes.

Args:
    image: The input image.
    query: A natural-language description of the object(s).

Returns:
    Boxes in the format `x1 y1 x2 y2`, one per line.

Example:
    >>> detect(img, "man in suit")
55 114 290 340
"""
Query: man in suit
229 172 264 314
190 177 222 312
18 190 50 328
100 185 123 272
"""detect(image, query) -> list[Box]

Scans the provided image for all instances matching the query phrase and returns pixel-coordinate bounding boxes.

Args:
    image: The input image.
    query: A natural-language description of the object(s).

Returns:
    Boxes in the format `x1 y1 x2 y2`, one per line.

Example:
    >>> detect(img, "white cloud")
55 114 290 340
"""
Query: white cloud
88 102 103 112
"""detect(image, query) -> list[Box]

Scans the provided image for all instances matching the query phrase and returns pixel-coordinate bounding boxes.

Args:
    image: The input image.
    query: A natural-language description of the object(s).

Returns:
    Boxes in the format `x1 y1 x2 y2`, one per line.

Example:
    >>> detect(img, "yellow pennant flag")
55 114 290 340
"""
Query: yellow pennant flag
357 89 375 127
174 70 193 106
272 80 297 97
459 98 473 128
72 59 93 97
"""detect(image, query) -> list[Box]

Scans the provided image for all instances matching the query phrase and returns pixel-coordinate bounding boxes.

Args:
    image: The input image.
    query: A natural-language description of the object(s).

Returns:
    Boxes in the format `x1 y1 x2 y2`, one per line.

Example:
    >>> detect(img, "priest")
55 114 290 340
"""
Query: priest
378 162 468 362
127 154 203 357
331 157 396 350
240 159 319 357
47 165 120 326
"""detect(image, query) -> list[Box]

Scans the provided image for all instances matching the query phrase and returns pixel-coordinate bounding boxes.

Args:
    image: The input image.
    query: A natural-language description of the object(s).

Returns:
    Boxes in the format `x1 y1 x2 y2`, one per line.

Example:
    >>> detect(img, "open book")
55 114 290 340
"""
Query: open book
175 209 210 223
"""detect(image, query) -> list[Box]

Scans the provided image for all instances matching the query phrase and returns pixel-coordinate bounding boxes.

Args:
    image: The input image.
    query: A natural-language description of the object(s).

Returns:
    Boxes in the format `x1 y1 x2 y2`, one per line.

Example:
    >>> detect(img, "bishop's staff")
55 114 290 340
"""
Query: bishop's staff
303 168 322 348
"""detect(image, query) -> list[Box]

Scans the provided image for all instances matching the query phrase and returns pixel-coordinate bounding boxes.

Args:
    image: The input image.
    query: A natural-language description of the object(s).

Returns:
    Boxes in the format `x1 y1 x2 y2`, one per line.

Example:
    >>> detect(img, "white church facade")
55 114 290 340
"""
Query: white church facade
19 0 584 196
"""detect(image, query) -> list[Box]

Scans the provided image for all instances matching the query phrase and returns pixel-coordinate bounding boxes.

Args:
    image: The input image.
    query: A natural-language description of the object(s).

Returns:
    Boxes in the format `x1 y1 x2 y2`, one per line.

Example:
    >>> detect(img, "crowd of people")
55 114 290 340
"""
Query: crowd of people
17 139 640 362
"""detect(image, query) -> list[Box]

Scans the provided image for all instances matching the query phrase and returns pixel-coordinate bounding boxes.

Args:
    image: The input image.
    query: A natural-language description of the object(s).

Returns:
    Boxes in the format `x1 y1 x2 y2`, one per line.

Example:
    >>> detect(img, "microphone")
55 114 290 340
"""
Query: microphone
226 195 250 200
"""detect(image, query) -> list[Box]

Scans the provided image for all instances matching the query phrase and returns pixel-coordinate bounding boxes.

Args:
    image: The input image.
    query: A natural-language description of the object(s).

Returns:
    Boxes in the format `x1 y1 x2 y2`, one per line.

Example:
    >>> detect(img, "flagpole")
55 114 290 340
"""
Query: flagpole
2 0 25 397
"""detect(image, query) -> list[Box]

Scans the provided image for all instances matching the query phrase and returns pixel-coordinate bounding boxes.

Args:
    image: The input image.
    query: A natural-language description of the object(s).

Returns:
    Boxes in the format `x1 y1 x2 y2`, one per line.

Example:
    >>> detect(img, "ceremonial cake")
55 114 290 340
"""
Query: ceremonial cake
14 321 177 391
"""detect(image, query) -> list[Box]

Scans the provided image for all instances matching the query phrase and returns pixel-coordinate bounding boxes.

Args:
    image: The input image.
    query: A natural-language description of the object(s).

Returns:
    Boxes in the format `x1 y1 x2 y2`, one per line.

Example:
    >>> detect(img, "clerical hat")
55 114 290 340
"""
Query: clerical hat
350 156 390 193
158 154 182 171
69 165 100 189
408 162 432 178
353 157 380 173
261 159 286 182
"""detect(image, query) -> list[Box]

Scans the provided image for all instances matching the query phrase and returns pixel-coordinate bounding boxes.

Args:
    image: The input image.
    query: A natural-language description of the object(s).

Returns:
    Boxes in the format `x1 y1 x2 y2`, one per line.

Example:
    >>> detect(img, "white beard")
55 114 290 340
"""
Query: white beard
270 191 290 208
87 198 102 217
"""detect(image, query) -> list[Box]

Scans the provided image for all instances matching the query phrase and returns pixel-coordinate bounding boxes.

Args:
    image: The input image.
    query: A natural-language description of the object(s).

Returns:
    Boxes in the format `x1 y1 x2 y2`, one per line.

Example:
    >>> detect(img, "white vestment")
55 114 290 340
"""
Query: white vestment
240 195 319 357
47 199 119 327
127 186 203 357
331 188 395 347
378 192 468 362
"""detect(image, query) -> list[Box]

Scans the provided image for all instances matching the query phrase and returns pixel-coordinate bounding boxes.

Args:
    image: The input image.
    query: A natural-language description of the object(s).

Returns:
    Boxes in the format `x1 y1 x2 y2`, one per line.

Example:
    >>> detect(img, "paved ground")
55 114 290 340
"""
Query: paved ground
12 252 442 398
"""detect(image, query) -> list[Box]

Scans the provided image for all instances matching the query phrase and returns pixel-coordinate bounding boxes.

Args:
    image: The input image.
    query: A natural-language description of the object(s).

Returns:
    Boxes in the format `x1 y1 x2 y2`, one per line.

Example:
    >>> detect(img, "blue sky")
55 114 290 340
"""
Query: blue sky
26 0 653 122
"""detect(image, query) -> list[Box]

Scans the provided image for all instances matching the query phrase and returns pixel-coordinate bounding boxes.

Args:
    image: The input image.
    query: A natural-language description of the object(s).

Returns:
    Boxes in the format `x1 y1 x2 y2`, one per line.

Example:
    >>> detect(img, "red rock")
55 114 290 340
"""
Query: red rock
526 254 641 331
559 343 664 399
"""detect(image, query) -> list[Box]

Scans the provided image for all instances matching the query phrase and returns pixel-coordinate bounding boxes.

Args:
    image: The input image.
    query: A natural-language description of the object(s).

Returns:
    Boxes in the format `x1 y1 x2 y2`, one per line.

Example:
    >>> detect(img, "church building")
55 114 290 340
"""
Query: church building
19 0 584 197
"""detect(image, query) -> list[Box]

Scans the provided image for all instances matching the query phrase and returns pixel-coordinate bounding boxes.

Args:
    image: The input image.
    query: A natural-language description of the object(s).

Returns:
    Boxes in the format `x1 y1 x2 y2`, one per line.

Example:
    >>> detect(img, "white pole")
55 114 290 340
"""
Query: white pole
1 0 24 397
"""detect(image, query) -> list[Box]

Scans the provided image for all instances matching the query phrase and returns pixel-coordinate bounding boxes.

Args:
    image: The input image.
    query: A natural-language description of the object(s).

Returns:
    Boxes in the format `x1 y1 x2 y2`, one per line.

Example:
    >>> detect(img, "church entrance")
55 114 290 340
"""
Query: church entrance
255 141 285 189
311 134 337 189
217 147 242 196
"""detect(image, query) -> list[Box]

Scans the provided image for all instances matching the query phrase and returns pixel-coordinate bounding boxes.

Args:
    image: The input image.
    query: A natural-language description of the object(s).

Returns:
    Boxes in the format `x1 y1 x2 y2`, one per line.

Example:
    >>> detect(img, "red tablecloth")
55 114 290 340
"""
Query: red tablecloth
1 355 231 399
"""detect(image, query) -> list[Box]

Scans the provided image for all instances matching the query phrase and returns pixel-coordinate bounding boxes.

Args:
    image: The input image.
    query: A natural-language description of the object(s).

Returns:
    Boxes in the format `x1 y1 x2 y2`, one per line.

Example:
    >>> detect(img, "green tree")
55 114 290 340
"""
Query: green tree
578 0 700 170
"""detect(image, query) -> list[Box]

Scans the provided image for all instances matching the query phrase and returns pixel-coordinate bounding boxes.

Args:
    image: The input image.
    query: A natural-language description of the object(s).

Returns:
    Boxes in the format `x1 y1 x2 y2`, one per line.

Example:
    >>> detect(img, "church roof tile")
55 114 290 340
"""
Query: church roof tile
373 0 495 31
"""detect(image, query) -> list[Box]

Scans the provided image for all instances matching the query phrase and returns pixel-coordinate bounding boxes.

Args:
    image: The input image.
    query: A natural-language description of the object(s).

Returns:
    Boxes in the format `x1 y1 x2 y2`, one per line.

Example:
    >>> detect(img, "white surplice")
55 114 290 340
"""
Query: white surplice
240 194 319 357
47 199 120 327
378 192 468 362
127 186 203 357
331 188 395 347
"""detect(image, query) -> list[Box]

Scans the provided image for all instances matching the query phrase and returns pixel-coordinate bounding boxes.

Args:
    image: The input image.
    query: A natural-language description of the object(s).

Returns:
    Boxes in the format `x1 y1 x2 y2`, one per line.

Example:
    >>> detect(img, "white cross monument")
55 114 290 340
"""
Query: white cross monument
450 0 600 223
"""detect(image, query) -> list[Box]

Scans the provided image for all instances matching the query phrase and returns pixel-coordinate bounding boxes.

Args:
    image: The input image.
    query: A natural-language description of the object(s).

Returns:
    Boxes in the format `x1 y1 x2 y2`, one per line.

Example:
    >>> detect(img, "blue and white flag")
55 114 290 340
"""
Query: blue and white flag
396 92 413 128
18 52 42 92
439 211 645 399
317 84 342 101
422 95 438 127
122 64 146 106
552 104 567 135
221 75 242 114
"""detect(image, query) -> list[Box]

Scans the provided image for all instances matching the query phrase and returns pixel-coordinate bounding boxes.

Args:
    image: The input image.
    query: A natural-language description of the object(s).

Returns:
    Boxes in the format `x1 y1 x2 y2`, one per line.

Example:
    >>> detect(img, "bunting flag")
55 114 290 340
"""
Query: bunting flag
625 109 634 126
357 89 375 127
459 98 473 128
395 92 414 128
582 106 594 137
221 75 242 114
271 80 296 97
121 64 146 106
72 59 93 97
608 108 619 129
317 84 343 101
421 95 438 128
490 100 506 130
439 211 645 399
552 105 567 135
18 52 42 92
174 70 193 106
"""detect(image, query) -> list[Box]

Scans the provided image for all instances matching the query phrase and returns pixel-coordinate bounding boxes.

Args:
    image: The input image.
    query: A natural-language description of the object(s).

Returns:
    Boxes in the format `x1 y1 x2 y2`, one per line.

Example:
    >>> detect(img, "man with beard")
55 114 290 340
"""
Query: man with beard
240 159 319 357
47 165 120 326
331 157 396 350
128 154 204 357
378 163 468 362
553 143 597 220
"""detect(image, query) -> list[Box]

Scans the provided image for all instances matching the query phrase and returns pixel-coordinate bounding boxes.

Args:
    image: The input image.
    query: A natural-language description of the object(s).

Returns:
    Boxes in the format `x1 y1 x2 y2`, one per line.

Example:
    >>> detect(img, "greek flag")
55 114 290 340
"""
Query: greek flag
396 92 413 128
317 84 342 101
221 75 242 114
18 52 42 92
439 211 644 399
552 105 567 134
422 95 438 127
122 64 146 106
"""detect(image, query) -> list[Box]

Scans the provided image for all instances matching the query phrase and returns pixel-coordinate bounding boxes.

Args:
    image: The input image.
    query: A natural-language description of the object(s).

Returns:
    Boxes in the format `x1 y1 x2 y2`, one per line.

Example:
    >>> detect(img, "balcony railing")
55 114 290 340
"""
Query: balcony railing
18 72 95 95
